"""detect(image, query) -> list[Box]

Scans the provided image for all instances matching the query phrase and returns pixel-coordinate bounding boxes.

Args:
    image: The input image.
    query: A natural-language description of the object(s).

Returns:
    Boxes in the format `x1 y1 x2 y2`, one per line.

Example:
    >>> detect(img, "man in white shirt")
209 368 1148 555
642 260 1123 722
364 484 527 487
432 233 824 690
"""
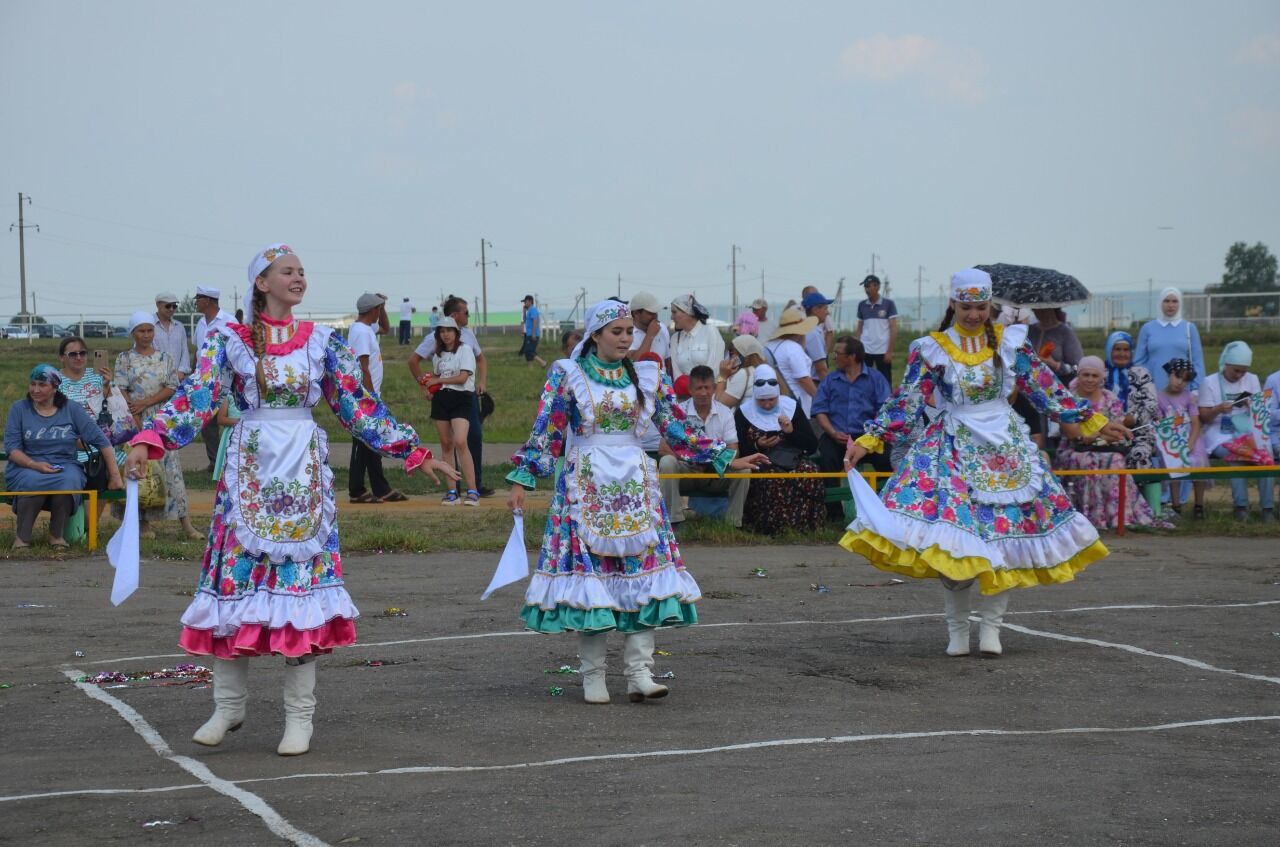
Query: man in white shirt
398 297 416 346
152 291 191 378
191 285 233 471
348 292 406 503
801 290 834 380
409 295 491 494
658 365 748 528
628 291 671 362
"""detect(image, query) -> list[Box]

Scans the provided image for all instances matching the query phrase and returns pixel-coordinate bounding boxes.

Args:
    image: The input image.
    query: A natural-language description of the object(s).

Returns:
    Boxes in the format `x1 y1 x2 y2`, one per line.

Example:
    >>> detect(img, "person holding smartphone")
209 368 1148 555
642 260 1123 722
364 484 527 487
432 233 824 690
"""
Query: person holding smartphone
1198 341 1273 522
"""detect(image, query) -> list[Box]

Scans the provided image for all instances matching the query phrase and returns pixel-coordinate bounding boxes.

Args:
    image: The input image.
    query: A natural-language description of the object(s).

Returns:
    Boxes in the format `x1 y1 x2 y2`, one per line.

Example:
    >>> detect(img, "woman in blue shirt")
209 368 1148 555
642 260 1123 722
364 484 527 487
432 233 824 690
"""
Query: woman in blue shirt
5 365 121 548
1134 287 1206 393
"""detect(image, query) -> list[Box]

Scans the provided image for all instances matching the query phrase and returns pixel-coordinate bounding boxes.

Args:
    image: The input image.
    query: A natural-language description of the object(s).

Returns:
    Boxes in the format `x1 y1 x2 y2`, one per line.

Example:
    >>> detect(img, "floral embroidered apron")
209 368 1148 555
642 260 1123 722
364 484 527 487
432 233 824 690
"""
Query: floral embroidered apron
942 358 1042 505
564 367 660 557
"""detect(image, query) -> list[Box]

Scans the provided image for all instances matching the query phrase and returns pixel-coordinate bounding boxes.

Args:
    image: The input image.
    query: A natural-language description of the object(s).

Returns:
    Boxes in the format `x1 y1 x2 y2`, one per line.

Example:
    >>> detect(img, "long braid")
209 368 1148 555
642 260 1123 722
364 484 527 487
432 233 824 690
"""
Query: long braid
251 287 269 398
938 306 955 331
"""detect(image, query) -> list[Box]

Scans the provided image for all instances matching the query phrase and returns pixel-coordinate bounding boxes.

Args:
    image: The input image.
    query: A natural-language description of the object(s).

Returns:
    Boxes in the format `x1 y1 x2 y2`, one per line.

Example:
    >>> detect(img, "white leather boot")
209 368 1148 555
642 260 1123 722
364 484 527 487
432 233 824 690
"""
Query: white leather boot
941 582 972 657
277 659 317 756
623 630 669 702
977 592 1011 657
578 633 610 704
192 657 249 746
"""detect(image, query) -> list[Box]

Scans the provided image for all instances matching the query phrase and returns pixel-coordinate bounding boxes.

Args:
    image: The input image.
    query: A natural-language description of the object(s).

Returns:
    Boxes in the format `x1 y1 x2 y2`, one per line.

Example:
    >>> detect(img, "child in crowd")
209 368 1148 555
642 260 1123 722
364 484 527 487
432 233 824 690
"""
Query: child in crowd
423 317 479 506
1157 359 1206 516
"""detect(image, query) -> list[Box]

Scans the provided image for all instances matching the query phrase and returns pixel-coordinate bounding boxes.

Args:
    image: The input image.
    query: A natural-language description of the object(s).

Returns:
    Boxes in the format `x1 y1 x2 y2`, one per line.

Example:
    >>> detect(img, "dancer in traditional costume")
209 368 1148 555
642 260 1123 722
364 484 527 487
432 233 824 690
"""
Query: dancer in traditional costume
840 269 1131 657
506 300 766 704
123 243 457 755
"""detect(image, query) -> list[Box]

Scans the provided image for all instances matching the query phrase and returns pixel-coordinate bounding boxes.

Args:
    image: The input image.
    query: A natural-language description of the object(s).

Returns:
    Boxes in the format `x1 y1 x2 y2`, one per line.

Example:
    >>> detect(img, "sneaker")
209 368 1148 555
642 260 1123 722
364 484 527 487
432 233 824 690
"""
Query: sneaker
1192 505 1205 520
442 490 460 506
463 489 480 506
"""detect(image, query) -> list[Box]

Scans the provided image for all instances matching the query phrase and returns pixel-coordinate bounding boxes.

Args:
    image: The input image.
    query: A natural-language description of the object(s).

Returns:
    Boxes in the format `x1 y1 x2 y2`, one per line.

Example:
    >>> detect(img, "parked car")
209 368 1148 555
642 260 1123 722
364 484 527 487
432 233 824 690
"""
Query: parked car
110 326 130 338
4 325 33 339
76 321 114 338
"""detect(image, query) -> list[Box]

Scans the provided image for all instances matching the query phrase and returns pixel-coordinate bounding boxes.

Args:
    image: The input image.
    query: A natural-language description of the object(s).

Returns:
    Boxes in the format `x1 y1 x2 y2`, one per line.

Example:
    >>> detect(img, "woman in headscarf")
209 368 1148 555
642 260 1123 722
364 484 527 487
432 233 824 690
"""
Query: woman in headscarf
4 365 122 548
122 243 458 756
1055 357 1165 530
1135 287 1206 393
842 269 1132 659
669 294 726 380
716 334 769 409
507 300 766 705
734 363 825 535
1104 331 1163 516
114 310 198 539
1197 341 1274 522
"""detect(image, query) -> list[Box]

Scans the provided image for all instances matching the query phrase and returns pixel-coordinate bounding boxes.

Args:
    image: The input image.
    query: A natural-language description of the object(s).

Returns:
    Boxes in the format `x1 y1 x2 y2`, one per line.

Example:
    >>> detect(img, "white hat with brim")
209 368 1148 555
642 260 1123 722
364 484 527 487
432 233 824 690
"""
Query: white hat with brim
154 291 179 304
436 316 460 331
195 285 221 300
770 306 819 340
629 292 661 313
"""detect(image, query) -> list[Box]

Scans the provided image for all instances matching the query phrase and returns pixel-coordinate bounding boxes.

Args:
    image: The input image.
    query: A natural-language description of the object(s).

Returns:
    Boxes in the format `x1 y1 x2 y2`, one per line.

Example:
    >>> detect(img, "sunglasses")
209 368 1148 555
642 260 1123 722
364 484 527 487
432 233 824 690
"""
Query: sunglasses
161 302 179 308
754 378 779 387
65 351 88 358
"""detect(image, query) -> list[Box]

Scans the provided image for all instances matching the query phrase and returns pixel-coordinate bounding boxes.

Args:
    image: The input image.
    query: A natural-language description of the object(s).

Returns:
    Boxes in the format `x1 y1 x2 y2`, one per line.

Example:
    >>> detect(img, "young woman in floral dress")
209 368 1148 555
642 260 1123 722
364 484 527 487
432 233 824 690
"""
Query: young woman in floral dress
123 243 457 756
507 300 766 704
842 269 1131 658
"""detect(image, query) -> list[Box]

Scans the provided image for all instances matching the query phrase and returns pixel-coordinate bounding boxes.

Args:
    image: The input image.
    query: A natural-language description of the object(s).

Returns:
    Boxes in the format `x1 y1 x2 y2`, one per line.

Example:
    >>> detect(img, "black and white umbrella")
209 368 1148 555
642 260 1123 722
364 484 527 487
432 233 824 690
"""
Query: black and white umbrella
974 263 1091 308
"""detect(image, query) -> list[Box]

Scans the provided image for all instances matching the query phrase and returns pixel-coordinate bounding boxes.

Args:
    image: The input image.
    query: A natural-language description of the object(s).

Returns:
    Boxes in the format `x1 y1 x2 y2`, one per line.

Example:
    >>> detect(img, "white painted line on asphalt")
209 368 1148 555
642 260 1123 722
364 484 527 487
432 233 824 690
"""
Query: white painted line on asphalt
1002 623 1280 686
60 669 331 847
74 599 1280 668
6 714 1276 803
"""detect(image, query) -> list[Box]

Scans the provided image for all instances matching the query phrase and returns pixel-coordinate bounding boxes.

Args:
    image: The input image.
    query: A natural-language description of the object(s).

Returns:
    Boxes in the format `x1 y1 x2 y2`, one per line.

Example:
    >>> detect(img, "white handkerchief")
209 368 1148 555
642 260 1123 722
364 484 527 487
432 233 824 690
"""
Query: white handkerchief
847 469 908 547
482 511 530 600
106 479 140 606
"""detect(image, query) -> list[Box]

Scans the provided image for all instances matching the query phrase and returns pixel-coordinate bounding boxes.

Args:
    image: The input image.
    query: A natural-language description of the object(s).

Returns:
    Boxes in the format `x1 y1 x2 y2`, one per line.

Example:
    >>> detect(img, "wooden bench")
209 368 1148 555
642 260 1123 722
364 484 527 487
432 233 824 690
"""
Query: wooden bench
0 451 124 550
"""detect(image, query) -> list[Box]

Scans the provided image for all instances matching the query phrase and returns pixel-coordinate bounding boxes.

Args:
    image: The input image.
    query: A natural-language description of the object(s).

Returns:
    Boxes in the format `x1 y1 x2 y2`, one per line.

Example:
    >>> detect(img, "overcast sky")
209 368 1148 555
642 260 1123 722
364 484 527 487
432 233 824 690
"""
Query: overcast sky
3 1 1278 323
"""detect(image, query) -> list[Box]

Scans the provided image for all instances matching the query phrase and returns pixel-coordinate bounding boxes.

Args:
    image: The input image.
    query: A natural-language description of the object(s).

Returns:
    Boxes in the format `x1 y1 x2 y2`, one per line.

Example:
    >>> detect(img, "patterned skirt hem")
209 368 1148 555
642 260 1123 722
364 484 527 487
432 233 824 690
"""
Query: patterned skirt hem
839 528 1110 595
179 618 356 659
520 597 697 634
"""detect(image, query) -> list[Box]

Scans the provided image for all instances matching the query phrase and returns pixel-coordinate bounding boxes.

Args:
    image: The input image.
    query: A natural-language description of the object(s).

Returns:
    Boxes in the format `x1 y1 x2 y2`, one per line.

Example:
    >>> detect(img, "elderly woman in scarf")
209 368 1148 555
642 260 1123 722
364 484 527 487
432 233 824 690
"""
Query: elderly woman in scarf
734 363 825 535
1135 287 1206 392
1055 356 1164 530
1104 331 1163 515
670 294 726 380
1198 340 1274 522
4 365 121 548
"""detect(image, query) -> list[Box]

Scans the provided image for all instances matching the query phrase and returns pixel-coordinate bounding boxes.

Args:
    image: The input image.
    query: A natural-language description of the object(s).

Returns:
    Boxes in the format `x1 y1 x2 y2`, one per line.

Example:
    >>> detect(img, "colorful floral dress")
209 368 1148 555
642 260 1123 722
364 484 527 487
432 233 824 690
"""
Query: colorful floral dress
1055 390 1161 530
115 348 186 520
130 316 430 658
840 323 1111 594
508 355 734 633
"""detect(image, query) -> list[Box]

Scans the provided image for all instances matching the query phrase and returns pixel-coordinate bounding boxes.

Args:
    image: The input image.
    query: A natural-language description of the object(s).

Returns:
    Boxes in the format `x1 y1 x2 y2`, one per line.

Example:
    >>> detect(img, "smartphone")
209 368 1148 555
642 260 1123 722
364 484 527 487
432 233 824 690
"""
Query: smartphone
93 350 105 364
1231 392 1254 407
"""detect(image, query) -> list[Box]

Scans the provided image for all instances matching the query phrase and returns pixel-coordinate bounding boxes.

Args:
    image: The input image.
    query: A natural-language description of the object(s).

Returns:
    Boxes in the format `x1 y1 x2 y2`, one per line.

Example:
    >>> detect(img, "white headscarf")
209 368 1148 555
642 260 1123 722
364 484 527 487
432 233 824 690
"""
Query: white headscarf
569 299 632 359
244 243 294 322
128 310 156 334
738 363 797 432
1157 286 1183 326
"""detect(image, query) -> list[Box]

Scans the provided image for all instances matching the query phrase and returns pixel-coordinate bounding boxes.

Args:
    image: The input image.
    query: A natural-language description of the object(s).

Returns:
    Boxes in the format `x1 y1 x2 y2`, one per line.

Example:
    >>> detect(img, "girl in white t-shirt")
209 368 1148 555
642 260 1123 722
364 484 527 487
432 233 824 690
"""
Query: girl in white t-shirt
421 318 479 505
1198 341 1273 521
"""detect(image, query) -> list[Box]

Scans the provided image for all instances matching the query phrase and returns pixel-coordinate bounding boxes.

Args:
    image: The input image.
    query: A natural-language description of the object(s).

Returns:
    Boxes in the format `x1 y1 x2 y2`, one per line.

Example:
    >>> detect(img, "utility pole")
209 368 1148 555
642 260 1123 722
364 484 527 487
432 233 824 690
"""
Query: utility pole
476 239 496 327
917 266 924 333
729 244 745 316
617 273 622 299
869 253 883 294
832 277 845 328
11 193 38 316
760 269 765 299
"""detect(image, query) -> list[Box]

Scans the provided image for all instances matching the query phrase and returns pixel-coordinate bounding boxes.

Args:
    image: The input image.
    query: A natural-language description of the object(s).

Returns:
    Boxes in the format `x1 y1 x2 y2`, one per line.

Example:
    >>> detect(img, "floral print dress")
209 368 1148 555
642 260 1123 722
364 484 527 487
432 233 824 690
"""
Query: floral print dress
130 316 429 658
1054 390 1161 530
840 323 1111 594
508 356 734 633
115 348 186 521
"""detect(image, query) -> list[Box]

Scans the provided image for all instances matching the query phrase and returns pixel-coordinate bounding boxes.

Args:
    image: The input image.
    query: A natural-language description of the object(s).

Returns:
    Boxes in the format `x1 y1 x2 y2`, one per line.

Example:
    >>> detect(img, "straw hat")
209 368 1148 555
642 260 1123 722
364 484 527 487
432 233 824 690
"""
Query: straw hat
770 306 819 340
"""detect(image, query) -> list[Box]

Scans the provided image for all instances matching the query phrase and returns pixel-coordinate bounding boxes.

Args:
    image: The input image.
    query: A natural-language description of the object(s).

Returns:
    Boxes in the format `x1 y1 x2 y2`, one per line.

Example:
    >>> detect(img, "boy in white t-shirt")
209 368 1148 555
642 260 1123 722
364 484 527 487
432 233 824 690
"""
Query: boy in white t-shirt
348 292 407 503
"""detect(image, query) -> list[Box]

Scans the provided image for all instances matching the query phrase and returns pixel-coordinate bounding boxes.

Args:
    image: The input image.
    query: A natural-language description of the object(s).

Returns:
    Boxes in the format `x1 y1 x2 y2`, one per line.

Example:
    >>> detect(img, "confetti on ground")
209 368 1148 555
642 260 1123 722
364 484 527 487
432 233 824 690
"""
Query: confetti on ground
361 659 404 667
657 671 676 679
544 665 579 675
378 607 409 617
547 685 564 696
73 651 85 658
809 583 830 593
143 820 176 828
16 603 52 608
77 664 211 686
847 578 906 588
750 567 768 578
655 650 673 656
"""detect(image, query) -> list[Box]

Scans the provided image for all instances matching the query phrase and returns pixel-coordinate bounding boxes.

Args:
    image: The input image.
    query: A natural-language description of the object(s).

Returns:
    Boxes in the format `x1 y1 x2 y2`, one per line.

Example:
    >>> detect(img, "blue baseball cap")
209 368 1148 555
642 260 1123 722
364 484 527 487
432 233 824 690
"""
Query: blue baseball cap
801 291 834 309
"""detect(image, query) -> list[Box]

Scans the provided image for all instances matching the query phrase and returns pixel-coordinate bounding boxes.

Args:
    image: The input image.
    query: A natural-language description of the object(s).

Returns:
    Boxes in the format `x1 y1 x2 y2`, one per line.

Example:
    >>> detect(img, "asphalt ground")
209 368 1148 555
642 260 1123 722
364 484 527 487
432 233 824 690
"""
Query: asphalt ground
1 537 1277 846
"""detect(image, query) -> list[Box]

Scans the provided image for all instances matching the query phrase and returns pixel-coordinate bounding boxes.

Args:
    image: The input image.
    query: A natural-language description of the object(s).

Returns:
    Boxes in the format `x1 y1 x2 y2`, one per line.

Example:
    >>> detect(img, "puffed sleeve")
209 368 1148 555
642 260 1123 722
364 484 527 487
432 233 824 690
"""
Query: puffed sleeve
857 345 935 454
128 333 229 458
507 365 574 489
321 331 430 473
650 371 734 475
1012 341 1107 437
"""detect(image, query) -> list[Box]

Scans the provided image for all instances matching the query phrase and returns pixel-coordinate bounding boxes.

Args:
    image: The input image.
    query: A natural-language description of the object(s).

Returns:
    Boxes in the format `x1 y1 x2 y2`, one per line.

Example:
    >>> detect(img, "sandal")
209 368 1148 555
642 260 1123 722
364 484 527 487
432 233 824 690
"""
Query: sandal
380 490 409 503
441 490 460 506
49 538 69 549
350 492 383 504
463 489 480 506
1192 505 1205 520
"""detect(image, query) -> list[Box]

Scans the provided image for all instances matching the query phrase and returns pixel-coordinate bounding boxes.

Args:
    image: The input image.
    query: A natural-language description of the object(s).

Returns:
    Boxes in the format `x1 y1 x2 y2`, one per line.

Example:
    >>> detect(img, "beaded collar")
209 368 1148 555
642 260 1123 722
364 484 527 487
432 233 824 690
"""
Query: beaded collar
580 353 631 387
